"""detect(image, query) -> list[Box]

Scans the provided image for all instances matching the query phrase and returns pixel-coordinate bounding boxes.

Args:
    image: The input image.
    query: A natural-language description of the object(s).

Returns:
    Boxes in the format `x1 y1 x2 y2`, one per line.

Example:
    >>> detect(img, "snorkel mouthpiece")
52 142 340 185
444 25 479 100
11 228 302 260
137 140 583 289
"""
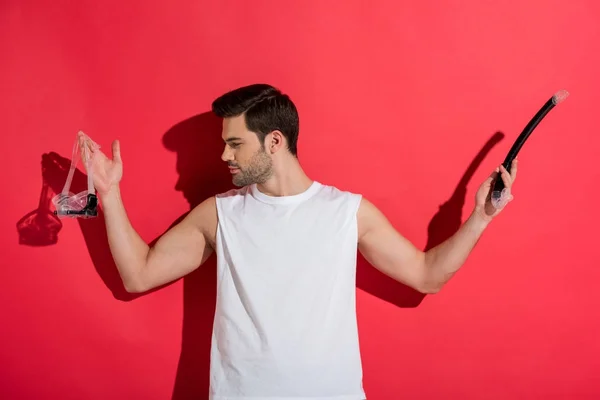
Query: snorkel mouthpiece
552 89 569 105
491 90 569 209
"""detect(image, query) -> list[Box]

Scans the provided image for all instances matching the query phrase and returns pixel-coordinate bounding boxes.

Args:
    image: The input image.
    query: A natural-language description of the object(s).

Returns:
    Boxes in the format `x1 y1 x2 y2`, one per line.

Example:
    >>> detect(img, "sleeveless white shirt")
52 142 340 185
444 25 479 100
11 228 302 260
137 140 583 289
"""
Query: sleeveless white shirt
210 181 366 400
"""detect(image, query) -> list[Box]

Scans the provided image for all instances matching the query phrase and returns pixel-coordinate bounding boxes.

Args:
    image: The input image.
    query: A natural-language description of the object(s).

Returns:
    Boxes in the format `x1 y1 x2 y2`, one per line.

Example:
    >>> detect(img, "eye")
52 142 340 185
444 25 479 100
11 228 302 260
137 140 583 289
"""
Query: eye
229 142 241 149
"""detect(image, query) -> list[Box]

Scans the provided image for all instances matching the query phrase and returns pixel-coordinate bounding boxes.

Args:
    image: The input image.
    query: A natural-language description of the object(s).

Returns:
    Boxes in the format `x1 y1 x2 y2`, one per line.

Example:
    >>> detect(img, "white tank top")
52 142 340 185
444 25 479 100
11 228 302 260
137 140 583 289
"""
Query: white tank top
210 181 366 400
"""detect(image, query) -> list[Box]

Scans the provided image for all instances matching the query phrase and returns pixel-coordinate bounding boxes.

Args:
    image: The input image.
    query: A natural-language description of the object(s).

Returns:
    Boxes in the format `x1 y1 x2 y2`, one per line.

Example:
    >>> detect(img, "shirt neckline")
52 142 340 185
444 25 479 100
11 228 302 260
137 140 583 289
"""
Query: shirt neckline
250 181 322 204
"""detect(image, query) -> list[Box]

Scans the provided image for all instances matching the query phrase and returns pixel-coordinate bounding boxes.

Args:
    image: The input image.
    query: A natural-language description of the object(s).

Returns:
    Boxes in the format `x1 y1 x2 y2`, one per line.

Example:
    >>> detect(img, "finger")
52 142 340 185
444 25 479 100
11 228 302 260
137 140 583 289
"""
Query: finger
499 165 512 188
112 140 122 163
510 158 518 182
79 141 92 163
485 166 500 184
78 132 87 154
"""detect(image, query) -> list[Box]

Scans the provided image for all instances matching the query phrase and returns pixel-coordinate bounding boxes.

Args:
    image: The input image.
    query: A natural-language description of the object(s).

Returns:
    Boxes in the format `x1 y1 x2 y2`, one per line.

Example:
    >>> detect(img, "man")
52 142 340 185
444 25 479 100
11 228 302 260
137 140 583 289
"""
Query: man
85 83 517 399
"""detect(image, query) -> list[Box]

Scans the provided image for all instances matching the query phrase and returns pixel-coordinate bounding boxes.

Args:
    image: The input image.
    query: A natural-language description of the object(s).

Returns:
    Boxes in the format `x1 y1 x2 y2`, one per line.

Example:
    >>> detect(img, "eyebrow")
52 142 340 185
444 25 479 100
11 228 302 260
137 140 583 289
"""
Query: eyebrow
225 137 243 143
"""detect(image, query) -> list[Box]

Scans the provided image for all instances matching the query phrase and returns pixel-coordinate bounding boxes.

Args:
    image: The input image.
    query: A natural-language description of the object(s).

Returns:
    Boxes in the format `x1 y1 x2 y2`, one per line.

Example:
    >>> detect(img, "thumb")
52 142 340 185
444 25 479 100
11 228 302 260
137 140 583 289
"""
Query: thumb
112 140 122 163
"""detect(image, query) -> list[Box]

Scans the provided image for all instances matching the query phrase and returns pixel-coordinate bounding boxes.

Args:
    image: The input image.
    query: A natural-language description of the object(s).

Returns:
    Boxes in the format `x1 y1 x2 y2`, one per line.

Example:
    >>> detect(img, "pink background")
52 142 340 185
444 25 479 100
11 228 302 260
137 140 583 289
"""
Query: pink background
2 1 599 398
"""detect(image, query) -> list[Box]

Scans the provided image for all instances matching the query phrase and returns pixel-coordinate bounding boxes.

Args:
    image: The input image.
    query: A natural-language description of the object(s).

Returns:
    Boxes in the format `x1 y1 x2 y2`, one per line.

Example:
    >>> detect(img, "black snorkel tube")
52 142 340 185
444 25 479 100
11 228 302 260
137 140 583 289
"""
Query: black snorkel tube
491 89 569 207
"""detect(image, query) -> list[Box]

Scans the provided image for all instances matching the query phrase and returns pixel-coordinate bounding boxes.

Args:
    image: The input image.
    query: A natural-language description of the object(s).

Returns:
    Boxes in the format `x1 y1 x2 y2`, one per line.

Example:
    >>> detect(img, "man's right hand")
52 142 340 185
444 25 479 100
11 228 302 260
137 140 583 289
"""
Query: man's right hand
79 131 123 197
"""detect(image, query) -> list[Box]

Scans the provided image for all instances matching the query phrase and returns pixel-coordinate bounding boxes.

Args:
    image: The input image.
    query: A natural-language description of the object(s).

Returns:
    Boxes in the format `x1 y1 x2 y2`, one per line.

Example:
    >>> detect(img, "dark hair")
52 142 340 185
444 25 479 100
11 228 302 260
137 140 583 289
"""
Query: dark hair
211 83 300 156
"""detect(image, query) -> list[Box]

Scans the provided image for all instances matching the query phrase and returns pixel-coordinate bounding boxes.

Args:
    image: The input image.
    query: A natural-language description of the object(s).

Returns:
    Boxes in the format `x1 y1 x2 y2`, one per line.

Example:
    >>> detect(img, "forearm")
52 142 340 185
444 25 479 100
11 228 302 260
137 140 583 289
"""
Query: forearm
100 185 150 291
423 208 490 291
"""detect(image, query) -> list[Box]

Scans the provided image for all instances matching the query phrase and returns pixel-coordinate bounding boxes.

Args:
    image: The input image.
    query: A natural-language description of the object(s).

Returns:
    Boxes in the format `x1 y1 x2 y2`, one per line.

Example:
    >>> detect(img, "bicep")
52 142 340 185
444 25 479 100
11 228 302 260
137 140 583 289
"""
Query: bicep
141 197 217 290
357 198 426 290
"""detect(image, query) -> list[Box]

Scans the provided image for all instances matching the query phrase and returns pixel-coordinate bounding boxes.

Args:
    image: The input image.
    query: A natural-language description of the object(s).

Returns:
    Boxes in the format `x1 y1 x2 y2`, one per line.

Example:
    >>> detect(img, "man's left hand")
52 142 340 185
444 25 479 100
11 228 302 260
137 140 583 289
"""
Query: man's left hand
474 158 518 222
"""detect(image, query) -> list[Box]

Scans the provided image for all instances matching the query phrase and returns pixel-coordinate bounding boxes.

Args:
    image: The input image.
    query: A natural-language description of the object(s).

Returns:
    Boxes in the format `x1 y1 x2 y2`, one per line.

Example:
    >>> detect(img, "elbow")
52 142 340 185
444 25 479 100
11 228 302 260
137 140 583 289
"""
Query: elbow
123 279 146 293
122 270 148 294
121 259 151 293
416 258 448 294
418 283 443 294
417 274 445 294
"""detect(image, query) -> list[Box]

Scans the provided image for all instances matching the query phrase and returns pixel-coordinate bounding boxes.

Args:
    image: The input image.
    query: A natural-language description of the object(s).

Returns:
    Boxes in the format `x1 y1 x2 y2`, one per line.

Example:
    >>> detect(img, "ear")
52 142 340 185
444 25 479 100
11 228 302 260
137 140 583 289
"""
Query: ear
266 130 286 154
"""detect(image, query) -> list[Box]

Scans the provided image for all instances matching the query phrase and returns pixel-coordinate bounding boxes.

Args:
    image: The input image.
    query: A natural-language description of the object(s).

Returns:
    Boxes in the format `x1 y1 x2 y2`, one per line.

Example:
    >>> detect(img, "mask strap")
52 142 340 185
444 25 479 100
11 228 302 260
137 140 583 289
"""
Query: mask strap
60 131 97 197
60 135 80 197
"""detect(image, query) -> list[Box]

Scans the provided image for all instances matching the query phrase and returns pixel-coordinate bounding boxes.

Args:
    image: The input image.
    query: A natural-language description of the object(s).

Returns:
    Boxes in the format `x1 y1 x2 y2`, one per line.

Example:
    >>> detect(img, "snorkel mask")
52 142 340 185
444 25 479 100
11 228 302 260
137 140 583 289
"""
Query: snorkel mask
51 131 99 218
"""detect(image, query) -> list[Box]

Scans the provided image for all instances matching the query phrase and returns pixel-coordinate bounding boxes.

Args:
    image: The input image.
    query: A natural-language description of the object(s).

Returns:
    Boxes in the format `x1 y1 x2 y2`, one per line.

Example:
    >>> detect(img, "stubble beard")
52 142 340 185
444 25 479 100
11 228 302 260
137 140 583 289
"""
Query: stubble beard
232 147 274 187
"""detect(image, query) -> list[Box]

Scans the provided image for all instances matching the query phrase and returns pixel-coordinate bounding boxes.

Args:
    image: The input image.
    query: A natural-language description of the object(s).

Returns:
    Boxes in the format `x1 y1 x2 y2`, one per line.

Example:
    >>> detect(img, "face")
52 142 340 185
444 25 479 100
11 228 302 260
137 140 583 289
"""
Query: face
221 115 274 187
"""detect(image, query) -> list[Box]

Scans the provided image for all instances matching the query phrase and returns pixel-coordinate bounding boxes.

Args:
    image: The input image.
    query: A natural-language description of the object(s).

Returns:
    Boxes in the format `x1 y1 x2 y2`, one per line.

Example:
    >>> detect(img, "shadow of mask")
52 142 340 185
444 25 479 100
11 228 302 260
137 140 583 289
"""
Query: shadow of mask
27 151 144 301
16 153 64 246
19 112 232 398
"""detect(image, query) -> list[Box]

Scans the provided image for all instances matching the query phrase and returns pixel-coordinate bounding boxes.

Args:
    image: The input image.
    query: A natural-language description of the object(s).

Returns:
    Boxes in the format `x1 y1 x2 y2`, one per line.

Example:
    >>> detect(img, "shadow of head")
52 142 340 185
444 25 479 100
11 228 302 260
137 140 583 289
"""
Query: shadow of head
162 111 232 209
160 112 235 399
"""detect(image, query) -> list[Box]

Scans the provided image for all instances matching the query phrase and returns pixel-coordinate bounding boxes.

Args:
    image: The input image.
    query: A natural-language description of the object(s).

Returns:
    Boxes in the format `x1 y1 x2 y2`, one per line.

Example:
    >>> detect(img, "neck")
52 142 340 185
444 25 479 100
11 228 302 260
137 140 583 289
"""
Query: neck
255 155 313 197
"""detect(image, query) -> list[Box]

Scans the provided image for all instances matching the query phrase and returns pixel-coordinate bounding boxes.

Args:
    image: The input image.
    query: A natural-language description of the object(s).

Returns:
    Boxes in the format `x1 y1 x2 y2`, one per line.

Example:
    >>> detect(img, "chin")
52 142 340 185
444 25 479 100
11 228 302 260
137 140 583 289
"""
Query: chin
232 178 246 187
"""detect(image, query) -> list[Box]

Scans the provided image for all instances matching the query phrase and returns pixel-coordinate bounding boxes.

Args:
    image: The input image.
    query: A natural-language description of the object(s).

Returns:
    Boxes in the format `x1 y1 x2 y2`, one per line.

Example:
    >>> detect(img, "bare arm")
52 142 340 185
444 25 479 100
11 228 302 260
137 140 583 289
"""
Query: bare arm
101 186 217 293
357 162 517 294
78 136 217 293
357 198 489 294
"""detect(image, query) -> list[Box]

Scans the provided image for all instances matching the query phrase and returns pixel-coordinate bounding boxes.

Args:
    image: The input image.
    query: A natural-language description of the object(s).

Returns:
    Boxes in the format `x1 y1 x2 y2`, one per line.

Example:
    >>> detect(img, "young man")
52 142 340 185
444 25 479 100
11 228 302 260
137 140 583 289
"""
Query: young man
86 84 517 399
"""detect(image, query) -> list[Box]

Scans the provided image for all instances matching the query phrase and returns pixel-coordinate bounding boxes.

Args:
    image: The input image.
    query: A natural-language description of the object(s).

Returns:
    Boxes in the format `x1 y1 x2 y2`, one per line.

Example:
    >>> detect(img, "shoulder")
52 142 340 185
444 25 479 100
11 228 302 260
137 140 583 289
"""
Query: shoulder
317 182 362 199
314 183 364 217
213 186 252 216
356 196 391 240
203 184 253 217
215 186 250 201
356 196 380 221
183 196 218 246
187 196 218 225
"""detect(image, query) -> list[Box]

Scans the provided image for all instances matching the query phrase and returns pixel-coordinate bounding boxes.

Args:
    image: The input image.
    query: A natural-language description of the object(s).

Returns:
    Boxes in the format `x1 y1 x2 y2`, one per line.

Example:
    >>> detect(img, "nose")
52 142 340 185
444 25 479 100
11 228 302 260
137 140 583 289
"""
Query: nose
221 145 234 163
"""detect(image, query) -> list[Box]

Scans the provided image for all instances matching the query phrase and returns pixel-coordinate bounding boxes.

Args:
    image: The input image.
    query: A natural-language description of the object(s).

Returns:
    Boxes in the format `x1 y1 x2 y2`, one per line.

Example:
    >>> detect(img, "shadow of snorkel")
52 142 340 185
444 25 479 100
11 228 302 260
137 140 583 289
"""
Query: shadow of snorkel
425 131 505 251
356 130 505 308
